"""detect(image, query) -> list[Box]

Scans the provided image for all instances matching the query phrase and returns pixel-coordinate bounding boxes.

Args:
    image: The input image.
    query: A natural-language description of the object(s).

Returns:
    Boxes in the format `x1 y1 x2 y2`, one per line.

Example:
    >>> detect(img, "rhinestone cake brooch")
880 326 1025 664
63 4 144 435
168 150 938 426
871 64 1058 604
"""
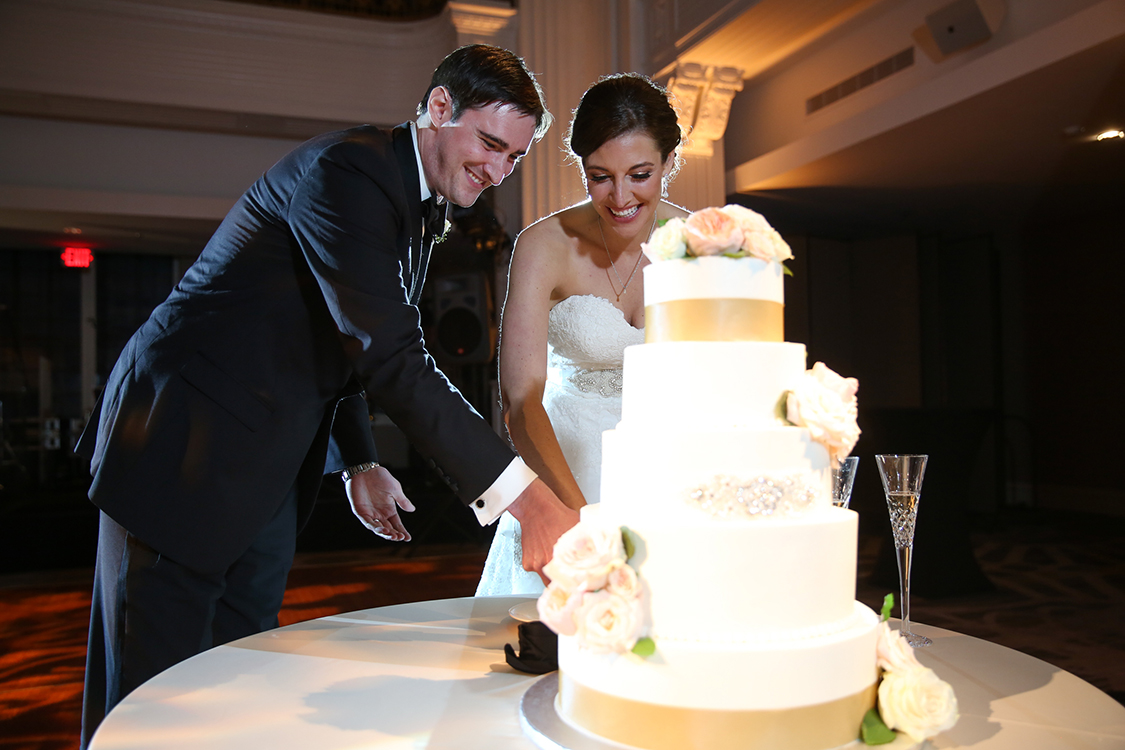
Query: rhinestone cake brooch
686 473 819 519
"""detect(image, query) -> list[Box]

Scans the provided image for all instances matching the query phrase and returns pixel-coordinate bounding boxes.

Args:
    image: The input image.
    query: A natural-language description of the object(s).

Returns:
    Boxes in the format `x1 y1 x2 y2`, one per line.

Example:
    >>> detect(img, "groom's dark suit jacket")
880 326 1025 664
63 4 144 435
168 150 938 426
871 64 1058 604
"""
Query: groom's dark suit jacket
76 124 515 573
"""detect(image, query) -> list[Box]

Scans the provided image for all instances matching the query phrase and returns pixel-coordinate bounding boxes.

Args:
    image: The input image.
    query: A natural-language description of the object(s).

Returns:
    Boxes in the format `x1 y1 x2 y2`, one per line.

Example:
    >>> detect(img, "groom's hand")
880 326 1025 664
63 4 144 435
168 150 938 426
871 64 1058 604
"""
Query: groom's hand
346 466 415 542
507 478 579 584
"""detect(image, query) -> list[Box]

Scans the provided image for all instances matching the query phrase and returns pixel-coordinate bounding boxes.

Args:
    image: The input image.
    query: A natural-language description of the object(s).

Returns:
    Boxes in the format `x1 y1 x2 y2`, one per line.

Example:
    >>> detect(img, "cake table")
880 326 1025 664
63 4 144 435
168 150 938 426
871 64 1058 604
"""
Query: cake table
88 596 1125 750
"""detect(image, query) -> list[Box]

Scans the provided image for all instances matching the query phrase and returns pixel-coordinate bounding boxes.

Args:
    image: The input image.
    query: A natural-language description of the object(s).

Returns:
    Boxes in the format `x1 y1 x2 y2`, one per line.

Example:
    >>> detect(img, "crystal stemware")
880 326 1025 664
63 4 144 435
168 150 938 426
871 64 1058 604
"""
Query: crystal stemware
831 456 860 509
876 454 931 648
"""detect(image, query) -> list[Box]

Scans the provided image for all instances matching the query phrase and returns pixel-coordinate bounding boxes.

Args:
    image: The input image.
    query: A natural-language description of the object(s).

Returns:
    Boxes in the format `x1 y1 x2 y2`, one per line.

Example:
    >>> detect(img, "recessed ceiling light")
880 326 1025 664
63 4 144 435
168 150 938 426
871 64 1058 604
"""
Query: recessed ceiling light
1095 129 1124 141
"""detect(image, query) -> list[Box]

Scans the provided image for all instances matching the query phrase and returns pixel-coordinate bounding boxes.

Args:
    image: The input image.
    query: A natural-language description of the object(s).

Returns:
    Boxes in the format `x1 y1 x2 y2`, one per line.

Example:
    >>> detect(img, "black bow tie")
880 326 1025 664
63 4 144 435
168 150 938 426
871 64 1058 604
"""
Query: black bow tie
422 197 446 238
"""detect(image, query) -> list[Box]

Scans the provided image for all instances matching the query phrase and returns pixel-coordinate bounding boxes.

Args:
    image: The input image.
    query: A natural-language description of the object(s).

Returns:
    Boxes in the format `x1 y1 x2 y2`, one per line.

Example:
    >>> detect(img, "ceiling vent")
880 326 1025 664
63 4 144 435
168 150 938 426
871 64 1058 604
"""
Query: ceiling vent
806 47 914 115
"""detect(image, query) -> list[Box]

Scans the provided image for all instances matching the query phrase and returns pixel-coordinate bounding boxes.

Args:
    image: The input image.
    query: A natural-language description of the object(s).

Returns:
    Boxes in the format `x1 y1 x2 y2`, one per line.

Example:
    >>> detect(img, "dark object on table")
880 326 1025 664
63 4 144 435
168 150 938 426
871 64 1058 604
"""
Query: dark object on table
505 621 558 674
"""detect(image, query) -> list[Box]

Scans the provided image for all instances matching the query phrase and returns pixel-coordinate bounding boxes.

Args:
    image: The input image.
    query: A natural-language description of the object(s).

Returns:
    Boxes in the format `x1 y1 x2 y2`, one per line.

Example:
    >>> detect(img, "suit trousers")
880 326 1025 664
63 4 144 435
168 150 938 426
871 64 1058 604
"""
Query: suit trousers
80 488 298 749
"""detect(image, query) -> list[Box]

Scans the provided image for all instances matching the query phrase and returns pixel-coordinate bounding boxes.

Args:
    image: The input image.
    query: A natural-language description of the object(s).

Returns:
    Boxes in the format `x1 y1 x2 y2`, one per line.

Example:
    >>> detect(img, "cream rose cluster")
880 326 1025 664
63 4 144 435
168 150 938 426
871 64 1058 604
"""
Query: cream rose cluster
785 361 861 466
874 622 959 742
536 521 646 654
641 204 792 263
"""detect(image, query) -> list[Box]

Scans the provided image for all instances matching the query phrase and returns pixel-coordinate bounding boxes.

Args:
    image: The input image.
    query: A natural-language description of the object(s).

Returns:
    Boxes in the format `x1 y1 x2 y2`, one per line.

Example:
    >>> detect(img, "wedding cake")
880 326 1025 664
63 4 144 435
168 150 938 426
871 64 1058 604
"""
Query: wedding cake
536 206 957 750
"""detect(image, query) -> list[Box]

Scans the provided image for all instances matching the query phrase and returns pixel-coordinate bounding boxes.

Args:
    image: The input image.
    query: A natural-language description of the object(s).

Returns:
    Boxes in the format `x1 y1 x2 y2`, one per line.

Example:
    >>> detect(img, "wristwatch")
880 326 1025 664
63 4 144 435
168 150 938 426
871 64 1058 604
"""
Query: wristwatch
341 461 380 482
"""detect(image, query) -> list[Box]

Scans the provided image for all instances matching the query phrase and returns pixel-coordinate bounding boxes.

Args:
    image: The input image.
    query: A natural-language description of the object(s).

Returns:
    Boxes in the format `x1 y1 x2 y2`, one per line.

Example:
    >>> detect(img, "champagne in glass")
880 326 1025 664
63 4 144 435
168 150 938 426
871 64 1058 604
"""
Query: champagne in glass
876 454 931 648
831 456 860 509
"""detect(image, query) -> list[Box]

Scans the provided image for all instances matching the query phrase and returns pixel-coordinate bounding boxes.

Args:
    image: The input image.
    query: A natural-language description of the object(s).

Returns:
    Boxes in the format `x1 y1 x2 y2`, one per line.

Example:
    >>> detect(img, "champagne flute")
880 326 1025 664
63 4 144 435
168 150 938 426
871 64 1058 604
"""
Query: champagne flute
876 454 931 647
831 456 860 509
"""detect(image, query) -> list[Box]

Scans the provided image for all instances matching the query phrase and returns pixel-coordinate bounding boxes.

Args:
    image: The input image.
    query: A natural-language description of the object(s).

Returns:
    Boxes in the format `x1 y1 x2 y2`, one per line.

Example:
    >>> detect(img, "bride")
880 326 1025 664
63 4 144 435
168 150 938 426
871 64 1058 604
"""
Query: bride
476 74 686 595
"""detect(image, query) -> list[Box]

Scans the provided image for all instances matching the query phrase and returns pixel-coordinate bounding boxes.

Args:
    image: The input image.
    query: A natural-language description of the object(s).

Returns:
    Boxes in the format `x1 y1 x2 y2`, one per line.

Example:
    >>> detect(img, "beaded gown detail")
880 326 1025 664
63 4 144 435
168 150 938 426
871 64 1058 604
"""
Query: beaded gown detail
476 295 644 595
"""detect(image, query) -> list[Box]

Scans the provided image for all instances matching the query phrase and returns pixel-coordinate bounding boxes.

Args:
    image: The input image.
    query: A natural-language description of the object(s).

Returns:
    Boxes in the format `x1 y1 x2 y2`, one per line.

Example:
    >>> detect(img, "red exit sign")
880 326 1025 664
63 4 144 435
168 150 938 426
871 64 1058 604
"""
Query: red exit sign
61 247 93 268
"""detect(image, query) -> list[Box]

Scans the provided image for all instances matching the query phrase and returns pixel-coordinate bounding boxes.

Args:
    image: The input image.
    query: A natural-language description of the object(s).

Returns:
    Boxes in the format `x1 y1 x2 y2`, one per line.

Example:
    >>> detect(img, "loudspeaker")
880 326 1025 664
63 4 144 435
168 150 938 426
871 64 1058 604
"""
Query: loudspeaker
432 272 494 363
925 0 992 57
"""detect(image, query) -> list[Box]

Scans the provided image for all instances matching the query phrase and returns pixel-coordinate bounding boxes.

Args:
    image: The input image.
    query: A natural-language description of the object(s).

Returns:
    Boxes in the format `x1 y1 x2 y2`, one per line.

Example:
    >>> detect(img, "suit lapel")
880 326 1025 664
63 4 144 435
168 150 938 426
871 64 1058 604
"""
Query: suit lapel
391 125 426 304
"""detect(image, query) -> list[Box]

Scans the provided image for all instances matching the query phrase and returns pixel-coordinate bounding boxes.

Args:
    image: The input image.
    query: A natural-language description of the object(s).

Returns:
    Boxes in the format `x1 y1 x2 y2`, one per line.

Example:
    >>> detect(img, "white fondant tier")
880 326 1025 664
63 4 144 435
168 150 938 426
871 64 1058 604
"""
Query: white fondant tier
558 600 879 711
644 256 783 305
601 425 832 517
591 503 858 638
621 341 807 428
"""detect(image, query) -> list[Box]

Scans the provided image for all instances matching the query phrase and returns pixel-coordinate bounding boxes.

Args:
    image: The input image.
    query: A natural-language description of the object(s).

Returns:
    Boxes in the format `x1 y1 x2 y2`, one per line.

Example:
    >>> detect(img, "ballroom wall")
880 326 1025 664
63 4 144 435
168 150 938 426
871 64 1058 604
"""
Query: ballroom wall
0 0 1121 531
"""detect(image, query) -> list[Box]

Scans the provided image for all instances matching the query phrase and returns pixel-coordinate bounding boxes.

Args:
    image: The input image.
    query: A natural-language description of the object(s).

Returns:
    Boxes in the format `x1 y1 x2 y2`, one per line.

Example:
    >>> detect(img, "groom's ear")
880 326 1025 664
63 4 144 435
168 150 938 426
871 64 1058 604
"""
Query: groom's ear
426 86 454 128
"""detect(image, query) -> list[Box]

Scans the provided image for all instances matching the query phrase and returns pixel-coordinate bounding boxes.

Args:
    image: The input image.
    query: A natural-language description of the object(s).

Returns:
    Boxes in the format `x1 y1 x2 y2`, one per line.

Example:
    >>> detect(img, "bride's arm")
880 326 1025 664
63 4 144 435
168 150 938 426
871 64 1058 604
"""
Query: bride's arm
499 223 588 512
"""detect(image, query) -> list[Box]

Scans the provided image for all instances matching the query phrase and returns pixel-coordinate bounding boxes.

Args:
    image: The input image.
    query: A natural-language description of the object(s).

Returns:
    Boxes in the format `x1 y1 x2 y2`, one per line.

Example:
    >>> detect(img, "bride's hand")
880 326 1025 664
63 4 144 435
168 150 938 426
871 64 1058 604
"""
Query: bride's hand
507 478 579 583
345 466 415 541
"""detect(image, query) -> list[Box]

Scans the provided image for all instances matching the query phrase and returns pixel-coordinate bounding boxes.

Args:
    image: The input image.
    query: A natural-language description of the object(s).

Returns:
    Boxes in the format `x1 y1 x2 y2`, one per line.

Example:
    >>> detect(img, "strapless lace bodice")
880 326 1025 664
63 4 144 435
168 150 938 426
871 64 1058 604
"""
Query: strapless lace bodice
547 295 645 397
476 295 643 597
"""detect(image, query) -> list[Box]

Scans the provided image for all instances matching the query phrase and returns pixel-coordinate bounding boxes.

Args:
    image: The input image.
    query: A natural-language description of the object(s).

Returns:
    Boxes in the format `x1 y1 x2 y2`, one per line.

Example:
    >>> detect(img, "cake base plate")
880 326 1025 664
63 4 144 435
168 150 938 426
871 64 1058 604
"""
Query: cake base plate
520 674 635 750
519 674 920 750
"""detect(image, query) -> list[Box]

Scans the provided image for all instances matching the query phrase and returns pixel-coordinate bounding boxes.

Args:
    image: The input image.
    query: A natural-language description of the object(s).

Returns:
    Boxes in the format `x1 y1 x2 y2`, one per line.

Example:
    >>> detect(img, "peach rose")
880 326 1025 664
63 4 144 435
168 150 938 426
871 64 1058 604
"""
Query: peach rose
574 589 645 654
537 582 583 636
542 521 624 592
605 562 642 600
683 207 743 256
721 205 793 262
876 620 924 673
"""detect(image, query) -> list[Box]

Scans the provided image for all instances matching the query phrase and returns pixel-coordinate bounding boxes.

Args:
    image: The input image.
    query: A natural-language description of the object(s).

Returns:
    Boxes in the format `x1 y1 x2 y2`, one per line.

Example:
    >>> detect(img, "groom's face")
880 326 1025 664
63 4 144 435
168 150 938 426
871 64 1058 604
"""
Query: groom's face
423 93 537 207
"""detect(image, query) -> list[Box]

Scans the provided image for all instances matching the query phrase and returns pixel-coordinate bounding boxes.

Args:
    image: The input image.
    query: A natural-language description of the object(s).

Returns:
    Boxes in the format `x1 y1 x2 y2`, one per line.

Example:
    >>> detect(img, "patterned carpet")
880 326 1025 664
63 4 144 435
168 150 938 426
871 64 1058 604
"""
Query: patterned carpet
0 509 1122 750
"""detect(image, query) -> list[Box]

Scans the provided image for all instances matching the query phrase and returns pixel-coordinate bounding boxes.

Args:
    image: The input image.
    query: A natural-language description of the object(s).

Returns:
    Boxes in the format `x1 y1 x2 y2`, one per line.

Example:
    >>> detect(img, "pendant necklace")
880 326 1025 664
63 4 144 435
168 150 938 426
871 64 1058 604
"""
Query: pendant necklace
599 211 657 302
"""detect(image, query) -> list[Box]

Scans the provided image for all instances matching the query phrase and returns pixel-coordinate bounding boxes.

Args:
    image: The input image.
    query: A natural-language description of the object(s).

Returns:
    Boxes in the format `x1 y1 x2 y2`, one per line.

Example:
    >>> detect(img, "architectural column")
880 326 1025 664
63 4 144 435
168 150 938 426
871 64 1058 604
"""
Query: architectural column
665 62 743 211
518 0 616 226
448 1 522 238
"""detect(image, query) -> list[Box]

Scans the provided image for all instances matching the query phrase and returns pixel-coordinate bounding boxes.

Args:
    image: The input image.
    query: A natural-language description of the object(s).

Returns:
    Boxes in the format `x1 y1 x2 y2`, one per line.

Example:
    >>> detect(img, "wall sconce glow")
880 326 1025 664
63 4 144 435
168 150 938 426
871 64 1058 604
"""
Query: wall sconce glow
61 247 94 268
1095 129 1124 141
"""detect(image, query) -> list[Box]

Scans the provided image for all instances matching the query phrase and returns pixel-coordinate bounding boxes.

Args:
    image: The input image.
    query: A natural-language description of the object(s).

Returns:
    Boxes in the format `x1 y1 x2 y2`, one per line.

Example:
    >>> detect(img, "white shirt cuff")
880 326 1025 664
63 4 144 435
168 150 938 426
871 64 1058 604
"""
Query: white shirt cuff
471 457 537 525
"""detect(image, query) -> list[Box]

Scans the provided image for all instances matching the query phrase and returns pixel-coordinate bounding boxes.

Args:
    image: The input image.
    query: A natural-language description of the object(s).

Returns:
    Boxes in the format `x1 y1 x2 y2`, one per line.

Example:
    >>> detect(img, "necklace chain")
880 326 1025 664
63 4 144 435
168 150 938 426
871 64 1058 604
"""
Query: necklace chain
598 212 656 302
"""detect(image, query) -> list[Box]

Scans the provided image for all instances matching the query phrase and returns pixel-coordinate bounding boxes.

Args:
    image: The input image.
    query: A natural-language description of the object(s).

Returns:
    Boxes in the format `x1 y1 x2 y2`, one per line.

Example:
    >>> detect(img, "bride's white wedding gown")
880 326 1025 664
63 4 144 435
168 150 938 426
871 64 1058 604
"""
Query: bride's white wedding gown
475 294 644 596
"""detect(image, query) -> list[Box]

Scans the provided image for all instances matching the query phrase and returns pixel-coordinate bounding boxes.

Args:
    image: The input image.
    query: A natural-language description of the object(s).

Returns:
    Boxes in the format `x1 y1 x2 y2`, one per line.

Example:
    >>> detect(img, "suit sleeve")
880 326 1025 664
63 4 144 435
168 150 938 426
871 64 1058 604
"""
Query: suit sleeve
289 139 514 502
324 389 378 474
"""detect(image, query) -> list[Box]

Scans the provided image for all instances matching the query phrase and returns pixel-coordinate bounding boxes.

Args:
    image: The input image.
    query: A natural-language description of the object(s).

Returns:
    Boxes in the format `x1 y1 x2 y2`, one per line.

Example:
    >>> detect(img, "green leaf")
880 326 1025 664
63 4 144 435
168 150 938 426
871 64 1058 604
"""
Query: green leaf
782 262 794 277
880 593 895 622
776 391 793 423
632 637 656 657
861 708 896 745
621 527 636 561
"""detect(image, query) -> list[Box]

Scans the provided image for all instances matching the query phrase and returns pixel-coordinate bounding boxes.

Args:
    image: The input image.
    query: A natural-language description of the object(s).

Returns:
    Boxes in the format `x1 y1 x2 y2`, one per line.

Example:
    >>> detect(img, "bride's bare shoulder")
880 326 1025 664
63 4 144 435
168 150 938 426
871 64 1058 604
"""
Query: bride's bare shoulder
515 201 593 256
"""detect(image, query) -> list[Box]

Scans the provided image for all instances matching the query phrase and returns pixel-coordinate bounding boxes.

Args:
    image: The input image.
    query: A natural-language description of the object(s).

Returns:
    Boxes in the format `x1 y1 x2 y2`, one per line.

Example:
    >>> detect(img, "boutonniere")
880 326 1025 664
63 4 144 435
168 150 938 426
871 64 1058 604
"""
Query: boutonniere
435 219 452 244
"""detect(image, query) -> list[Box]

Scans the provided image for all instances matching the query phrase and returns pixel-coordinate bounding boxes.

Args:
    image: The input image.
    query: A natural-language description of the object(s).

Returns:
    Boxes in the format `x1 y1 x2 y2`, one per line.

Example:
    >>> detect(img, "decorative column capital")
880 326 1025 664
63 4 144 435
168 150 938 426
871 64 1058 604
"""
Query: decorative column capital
669 62 744 157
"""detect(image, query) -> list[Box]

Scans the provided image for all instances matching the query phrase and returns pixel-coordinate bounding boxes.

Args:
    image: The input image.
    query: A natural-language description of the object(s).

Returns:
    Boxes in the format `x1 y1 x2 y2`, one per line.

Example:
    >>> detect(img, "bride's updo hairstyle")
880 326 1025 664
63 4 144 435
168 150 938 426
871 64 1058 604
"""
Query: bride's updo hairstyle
567 73 684 191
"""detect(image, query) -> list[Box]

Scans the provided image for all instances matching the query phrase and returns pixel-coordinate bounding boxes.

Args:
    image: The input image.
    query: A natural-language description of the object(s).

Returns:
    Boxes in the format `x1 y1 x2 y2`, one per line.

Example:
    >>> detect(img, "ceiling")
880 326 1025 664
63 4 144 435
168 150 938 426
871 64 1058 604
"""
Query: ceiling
3 0 1124 251
676 0 1125 237
732 21 1125 237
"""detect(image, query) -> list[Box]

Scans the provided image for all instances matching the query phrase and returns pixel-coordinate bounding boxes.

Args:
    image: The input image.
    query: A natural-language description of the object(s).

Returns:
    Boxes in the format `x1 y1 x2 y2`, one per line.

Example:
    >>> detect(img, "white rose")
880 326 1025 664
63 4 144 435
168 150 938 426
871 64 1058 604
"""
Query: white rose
785 362 860 465
721 205 793 262
574 589 645 654
876 621 923 673
641 217 688 262
542 521 625 592
878 666 959 742
605 562 642 601
537 582 583 636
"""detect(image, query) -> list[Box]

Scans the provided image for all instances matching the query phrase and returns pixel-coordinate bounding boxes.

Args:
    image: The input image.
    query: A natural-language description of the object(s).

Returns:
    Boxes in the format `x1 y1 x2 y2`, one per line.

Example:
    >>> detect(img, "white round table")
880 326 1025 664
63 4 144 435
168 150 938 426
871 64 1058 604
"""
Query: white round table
89 596 1125 750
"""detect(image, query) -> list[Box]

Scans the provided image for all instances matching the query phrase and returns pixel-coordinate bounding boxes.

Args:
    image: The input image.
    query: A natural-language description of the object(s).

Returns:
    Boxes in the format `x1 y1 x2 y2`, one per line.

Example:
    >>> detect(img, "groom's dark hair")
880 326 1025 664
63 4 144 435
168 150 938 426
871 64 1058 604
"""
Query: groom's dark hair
418 44 552 141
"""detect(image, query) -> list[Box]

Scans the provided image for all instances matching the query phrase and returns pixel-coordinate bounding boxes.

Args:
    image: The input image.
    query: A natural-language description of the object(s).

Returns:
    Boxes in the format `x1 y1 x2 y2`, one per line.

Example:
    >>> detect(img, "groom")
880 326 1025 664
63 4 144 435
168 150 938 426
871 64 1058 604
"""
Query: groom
76 44 577 748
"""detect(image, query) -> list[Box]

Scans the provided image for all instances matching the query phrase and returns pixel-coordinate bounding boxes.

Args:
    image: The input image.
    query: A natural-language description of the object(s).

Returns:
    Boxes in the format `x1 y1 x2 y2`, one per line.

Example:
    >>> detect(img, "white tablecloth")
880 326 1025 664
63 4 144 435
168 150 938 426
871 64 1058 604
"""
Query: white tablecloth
90 596 1125 750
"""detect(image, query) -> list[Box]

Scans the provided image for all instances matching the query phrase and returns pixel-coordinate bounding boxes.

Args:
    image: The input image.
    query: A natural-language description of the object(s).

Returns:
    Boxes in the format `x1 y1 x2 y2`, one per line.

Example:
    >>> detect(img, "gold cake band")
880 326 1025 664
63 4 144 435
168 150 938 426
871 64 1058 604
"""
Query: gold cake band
558 672 876 750
645 299 784 343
